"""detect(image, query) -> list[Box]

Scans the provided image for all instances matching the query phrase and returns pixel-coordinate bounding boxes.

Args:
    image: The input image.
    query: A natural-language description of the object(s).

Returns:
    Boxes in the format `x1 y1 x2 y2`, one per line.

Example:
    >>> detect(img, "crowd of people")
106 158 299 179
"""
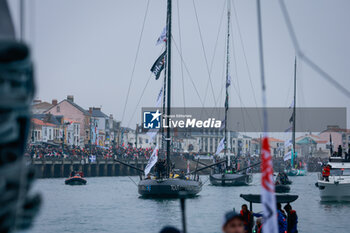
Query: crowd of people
159 203 298 233
24 144 155 161
25 143 328 173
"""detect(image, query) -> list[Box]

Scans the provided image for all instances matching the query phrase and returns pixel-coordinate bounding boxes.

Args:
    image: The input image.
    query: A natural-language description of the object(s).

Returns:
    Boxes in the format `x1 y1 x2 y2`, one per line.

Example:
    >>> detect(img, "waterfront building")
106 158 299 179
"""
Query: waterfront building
45 95 91 147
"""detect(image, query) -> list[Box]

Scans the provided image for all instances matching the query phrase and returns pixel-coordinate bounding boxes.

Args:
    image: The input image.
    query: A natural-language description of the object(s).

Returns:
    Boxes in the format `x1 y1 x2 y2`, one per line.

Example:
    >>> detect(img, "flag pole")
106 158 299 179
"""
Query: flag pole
256 0 278 232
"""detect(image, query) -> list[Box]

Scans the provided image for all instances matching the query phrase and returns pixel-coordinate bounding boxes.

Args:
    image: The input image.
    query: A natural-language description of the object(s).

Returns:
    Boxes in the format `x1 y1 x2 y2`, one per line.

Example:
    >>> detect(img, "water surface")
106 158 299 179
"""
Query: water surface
30 173 349 232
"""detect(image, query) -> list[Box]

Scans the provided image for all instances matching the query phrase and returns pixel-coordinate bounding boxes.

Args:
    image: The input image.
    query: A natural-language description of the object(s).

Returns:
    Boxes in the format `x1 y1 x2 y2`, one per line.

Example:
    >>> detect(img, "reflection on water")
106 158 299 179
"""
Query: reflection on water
30 174 349 233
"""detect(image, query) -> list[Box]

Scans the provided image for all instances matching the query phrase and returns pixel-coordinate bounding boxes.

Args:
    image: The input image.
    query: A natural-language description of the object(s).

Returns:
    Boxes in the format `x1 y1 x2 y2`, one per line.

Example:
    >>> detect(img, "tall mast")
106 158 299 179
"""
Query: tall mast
166 0 172 176
292 57 297 163
224 0 231 158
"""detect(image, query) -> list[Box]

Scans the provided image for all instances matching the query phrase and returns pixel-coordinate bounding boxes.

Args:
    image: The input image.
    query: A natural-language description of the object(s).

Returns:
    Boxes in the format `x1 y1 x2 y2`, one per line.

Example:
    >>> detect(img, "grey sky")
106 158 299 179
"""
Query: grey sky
8 0 350 130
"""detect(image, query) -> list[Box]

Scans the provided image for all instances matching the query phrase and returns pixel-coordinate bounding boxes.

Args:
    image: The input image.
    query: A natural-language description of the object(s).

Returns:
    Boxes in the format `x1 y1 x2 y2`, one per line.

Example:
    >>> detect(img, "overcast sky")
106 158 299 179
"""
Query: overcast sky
8 0 350 131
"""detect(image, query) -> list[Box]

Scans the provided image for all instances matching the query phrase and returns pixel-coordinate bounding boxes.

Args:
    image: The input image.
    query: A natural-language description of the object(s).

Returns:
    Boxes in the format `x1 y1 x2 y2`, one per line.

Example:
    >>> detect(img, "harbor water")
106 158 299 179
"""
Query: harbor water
30 173 349 233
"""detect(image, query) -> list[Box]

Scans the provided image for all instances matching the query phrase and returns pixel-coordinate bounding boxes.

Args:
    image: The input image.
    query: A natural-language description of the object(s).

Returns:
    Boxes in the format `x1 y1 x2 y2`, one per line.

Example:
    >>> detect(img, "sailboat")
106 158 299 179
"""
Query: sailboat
116 0 227 198
286 58 307 176
209 0 252 186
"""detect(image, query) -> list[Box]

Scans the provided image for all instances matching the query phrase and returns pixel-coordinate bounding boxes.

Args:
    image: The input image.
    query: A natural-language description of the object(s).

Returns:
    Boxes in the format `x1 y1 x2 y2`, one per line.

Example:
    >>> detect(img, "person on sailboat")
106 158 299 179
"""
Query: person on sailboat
222 211 245 233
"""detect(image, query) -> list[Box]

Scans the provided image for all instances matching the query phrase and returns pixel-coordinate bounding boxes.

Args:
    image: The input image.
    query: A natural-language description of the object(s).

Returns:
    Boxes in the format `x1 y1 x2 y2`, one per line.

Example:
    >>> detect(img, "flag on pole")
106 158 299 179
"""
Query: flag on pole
283 150 292 161
329 134 333 155
150 50 166 80
289 100 294 109
219 119 225 130
261 136 278 233
156 26 167 45
284 126 292 132
289 114 294 124
186 160 190 175
284 139 292 148
147 129 158 143
215 137 225 155
226 74 231 87
144 145 159 176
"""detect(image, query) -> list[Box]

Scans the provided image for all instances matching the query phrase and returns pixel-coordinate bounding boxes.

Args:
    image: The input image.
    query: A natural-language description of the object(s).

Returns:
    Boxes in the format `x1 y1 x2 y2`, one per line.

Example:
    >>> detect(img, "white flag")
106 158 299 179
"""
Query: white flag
289 100 294 109
284 139 292 148
156 26 167 45
226 74 231 87
284 151 292 161
146 86 163 144
261 136 278 233
215 138 225 155
186 160 190 175
144 145 159 176
147 129 158 143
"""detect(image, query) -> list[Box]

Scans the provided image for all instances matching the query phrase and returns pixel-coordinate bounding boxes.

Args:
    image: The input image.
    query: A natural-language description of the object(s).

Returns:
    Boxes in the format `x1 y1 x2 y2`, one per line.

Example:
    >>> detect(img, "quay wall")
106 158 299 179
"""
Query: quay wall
31 159 147 178
30 156 324 178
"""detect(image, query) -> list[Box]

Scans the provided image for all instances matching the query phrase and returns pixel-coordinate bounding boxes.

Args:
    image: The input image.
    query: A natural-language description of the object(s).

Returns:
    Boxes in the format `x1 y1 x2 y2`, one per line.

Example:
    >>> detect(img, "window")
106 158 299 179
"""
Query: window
56 106 60 112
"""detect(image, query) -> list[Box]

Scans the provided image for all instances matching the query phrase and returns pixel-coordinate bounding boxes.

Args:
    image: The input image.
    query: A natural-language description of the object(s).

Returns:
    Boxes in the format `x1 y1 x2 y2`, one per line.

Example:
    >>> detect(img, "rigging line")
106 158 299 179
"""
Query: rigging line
121 0 150 125
230 17 247 134
176 0 186 113
202 1 226 108
256 0 268 134
192 0 217 105
172 36 205 107
128 176 138 187
126 73 153 128
198 1 226 125
231 0 262 129
227 16 258 133
277 67 294 134
230 68 257 133
278 0 350 99
126 45 164 128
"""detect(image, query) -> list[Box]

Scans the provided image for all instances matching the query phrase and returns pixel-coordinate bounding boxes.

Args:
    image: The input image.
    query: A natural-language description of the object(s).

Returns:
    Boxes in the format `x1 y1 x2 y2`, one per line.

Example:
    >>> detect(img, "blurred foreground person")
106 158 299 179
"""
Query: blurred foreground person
255 218 262 233
222 211 245 233
0 22 41 233
159 226 180 233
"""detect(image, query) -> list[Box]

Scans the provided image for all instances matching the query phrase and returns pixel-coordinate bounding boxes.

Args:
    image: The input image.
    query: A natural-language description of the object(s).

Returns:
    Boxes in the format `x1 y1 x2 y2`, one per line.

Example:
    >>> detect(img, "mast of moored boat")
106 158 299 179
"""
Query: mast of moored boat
292 57 297 167
224 0 231 164
165 0 172 177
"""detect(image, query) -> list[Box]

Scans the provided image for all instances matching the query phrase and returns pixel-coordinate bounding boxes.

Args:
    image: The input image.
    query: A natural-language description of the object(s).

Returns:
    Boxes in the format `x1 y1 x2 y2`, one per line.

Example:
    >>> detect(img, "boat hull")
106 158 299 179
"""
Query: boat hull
209 173 252 186
275 185 291 193
317 180 350 202
286 169 307 176
138 178 202 198
65 177 87 185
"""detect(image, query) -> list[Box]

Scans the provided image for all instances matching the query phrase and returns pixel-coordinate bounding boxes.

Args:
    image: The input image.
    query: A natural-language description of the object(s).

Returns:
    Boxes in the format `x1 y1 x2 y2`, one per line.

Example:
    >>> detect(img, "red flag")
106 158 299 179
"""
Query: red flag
261 136 278 233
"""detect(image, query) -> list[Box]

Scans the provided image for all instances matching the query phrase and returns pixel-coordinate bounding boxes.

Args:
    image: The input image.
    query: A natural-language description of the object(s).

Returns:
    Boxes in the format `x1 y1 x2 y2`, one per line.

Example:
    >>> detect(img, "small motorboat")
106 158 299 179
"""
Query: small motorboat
274 172 291 193
65 175 87 185
316 157 350 201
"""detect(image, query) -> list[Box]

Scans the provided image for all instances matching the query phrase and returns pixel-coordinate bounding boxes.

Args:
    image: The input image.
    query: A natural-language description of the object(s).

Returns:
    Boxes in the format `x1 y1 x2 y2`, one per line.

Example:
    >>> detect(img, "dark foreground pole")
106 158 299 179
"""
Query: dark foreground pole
179 191 187 233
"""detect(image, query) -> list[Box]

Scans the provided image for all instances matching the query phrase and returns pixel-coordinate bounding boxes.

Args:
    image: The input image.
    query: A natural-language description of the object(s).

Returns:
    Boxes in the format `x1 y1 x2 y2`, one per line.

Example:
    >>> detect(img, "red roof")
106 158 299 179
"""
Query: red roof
32 118 56 127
